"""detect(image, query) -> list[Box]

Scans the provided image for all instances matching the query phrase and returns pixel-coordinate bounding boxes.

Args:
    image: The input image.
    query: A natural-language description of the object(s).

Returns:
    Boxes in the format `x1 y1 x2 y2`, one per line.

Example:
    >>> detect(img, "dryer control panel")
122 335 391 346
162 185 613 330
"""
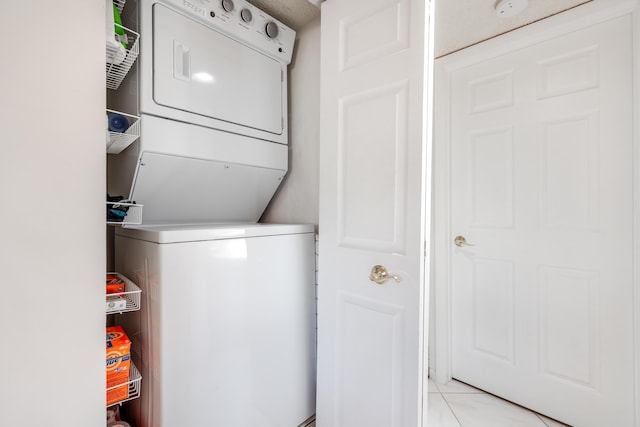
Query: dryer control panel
161 0 296 64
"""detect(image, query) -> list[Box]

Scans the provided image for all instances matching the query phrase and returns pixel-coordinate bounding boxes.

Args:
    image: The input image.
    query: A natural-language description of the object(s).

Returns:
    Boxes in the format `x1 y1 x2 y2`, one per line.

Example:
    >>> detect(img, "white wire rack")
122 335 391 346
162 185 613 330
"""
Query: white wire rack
106 23 140 90
106 109 140 154
106 361 142 407
106 201 143 225
113 0 126 13
106 272 142 314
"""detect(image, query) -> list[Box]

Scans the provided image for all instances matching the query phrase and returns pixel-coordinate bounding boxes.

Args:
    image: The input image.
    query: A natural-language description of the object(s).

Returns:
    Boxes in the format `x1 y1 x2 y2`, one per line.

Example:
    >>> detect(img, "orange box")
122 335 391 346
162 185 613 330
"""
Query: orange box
106 326 131 356
107 383 129 406
106 274 126 295
106 326 131 404
107 353 131 386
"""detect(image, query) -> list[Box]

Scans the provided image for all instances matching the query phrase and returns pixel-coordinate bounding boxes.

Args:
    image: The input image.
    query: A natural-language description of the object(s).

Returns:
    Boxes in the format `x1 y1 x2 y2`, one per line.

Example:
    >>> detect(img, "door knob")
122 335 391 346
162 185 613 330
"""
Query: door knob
454 235 475 247
369 265 401 285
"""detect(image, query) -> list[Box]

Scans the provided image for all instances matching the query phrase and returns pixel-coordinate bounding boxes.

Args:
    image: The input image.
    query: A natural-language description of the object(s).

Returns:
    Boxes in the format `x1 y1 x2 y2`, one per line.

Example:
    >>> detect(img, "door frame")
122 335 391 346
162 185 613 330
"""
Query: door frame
432 1 640 424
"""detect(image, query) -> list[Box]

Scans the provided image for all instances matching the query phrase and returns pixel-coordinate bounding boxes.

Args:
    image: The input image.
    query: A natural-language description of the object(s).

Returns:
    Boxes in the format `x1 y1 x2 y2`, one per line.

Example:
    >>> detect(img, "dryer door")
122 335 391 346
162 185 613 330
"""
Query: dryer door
152 3 284 135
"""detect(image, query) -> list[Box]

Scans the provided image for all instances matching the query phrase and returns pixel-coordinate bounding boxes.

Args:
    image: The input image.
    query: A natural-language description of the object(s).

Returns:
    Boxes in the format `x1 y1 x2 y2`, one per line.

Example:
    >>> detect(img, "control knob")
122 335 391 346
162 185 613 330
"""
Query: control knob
265 21 279 39
221 0 234 13
240 8 252 23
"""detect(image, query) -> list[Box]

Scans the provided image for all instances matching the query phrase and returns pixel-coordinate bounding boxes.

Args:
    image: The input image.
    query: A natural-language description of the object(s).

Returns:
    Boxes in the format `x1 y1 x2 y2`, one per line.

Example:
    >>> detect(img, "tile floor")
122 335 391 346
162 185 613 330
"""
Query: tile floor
426 378 570 427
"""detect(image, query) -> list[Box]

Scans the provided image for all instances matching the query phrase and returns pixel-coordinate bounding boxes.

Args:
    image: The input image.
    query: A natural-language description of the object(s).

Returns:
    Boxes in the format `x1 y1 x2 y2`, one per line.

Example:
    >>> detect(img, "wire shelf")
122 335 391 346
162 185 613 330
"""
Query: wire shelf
106 201 143 225
113 0 126 14
106 272 141 314
106 23 140 90
106 109 140 154
106 361 141 407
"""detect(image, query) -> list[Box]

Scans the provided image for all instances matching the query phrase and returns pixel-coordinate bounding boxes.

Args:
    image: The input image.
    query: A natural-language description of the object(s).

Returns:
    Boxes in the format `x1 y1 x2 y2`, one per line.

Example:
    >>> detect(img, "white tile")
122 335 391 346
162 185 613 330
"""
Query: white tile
435 379 484 394
536 413 571 427
428 378 440 393
426 393 462 427
444 393 548 427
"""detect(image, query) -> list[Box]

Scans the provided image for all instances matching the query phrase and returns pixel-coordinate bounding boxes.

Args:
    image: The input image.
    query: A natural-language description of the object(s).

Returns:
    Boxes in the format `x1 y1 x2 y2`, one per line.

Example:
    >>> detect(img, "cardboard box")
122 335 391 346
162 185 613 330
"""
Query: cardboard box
106 326 131 405
107 383 129 406
106 353 131 386
106 294 127 312
106 274 126 295
106 326 131 355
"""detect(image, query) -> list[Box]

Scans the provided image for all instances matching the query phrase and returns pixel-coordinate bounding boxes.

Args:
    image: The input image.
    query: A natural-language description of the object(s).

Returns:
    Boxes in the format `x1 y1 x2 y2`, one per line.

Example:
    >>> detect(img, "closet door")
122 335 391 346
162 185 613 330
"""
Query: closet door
317 0 432 425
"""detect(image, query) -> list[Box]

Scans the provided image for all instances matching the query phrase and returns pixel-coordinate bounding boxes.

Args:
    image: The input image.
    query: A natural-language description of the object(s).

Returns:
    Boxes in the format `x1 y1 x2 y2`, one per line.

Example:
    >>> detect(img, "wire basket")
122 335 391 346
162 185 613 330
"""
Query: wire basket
106 109 140 154
106 272 142 314
106 361 141 406
106 201 143 225
106 23 140 90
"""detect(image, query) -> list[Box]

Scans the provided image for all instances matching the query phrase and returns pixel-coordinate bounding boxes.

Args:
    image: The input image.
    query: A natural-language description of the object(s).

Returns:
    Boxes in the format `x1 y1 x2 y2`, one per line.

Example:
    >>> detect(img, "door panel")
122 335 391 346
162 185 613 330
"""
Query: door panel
449 15 634 427
335 293 405 427
317 0 430 425
471 258 514 363
337 81 409 252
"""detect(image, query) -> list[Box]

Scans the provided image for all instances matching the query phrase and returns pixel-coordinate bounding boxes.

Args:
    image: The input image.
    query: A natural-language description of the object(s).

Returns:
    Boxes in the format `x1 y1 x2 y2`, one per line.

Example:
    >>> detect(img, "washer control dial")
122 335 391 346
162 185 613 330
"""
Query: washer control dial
240 8 252 23
265 21 279 38
221 0 234 13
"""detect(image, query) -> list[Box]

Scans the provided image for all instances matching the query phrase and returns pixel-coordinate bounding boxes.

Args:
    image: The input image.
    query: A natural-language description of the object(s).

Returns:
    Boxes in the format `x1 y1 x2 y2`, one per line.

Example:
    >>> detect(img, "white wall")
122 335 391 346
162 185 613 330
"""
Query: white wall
262 18 321 229
0 2 106 425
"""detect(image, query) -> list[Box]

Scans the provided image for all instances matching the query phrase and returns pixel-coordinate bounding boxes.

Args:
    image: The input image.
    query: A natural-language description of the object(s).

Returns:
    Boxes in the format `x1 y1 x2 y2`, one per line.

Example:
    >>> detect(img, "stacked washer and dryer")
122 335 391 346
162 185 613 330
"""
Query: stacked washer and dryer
110 0 316 425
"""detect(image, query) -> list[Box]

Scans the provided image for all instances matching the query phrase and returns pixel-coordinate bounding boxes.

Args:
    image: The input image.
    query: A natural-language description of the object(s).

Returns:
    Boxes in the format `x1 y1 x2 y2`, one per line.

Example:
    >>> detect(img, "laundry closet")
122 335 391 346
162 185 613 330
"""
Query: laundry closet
105 0 320 426
4 0 640 426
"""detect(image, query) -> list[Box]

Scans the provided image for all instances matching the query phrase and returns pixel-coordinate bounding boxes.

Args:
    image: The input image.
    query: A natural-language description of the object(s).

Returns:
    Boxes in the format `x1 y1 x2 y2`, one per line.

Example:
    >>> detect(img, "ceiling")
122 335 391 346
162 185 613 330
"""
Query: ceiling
249 0 592 58
245 0 320 30
434 0 591 57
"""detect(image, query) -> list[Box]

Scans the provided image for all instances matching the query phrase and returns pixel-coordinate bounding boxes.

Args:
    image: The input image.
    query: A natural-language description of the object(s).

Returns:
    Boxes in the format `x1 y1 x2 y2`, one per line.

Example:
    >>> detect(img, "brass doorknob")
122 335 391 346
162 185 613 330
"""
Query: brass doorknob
369 265 401 285
454 235 475 247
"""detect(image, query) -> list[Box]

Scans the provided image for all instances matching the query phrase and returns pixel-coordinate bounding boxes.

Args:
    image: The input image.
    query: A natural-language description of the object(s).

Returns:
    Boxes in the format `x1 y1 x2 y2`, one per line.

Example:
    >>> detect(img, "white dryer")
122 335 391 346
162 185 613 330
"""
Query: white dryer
111 0 296 224
139 0 295 142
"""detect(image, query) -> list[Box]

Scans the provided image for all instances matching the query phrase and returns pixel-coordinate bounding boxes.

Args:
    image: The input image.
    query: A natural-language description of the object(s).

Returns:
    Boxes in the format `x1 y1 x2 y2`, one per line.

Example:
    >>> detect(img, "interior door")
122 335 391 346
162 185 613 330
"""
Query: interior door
449 15 635 426
317 0 430 426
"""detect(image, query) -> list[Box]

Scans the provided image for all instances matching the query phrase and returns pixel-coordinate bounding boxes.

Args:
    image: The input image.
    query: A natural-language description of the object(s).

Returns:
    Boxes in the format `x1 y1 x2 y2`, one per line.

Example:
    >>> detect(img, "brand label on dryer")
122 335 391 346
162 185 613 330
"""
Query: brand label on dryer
182 0 206 17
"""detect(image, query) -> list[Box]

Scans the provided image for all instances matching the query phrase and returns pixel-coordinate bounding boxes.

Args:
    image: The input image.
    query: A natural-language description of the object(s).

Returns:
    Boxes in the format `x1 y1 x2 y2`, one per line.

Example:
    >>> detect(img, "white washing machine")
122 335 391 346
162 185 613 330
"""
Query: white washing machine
116 224 316 427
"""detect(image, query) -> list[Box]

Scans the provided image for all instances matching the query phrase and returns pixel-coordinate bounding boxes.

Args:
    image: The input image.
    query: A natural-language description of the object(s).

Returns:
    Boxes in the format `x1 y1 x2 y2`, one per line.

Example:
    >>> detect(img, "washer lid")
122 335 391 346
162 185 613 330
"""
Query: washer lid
121 115 289 226
129 151 285 225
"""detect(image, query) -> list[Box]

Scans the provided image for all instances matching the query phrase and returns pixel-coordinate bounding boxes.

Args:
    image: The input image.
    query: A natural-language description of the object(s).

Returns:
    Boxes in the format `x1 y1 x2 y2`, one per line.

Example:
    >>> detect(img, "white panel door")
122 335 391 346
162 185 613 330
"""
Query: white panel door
317 0 430 426
449 15 634 427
